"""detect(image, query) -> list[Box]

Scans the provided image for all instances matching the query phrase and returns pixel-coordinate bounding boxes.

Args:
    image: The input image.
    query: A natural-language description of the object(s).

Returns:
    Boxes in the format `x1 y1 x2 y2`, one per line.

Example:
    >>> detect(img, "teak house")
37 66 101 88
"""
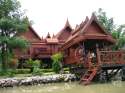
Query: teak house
14 14 125 85
14 19 72 68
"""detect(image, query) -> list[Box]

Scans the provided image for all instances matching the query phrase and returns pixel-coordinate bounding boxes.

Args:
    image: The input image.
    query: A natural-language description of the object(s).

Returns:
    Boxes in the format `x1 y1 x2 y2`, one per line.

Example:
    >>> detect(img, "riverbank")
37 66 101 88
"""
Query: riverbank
0 81 125 93
0 74 76 88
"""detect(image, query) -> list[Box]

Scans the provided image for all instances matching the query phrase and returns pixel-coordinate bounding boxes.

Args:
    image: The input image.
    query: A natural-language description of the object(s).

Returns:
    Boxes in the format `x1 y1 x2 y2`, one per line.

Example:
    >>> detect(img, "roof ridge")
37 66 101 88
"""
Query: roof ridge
79 13 111 36
72 16 89 35
55 19 72 38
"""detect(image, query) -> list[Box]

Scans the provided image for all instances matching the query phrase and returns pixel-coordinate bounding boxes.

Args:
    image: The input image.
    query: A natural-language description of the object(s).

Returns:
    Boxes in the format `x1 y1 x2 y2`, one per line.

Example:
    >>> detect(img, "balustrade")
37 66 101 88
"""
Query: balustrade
99 51 125 65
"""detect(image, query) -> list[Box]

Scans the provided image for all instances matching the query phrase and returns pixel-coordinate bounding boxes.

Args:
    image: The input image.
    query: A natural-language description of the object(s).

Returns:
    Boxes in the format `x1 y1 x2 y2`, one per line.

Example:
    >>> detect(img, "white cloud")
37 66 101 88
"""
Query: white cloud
19 0 125 37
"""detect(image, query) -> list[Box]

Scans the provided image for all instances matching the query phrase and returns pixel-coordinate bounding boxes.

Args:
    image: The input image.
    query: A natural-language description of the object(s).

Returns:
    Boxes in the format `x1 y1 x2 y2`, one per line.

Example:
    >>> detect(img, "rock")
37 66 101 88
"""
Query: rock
0 74 76 88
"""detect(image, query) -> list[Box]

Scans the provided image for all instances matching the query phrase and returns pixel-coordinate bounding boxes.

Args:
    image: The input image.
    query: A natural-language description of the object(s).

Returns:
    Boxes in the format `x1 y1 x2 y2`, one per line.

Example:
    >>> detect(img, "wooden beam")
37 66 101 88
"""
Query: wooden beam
96 44 101 66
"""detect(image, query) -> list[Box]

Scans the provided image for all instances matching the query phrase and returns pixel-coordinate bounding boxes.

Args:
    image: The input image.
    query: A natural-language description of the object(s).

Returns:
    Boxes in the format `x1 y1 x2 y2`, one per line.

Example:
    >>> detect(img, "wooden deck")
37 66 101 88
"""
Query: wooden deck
99 51 125 69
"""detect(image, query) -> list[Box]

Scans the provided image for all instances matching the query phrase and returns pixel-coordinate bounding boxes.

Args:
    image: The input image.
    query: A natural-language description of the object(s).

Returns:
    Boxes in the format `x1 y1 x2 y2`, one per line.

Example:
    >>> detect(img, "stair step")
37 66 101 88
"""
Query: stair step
81 78 89 81
84 81 90 85
84 76 90 79
80 67 98 85
84 74 90 76
88 70 93 72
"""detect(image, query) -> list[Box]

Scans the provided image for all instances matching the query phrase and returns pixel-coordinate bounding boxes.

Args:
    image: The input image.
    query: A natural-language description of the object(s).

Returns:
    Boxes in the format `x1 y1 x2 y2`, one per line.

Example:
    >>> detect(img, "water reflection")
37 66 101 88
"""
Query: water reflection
0 81 125 93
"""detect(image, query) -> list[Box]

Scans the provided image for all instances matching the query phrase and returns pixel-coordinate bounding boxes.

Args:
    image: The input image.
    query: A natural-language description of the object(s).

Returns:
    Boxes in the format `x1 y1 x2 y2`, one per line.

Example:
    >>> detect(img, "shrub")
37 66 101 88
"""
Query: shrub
40 69 53 73
26 59 41 72
51 52 63 73
63 68 70 71
0 69 16 77
52 61 61 73
32 67 43 76
16 69 30 74
8 58 19 69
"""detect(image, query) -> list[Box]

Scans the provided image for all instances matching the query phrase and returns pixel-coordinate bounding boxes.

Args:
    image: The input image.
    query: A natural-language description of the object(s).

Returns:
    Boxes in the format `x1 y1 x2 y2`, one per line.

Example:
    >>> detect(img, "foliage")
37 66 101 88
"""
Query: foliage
95 8 125 50
51 52 63 73
32 67 43 76
26 59 41 68
51 52 63 62
52 62 61 73
8 58 18 69
94 8 115 33
39 68 69 73
0 68 69 76
0 0 29 70
26 59 41 73
112 25 125 50
40 68 53 73
63 67 70 71
0 69 16 77
15 69 30 74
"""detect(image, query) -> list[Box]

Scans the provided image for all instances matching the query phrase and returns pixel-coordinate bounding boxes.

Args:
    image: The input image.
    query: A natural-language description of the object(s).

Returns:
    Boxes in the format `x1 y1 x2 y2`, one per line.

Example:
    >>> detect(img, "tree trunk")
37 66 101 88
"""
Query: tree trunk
1 30 8 71
1 44 7 70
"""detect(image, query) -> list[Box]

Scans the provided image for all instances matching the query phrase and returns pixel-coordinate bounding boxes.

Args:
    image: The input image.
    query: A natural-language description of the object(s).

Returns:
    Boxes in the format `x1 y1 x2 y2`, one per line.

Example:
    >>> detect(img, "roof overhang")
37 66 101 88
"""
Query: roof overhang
61 34 116 50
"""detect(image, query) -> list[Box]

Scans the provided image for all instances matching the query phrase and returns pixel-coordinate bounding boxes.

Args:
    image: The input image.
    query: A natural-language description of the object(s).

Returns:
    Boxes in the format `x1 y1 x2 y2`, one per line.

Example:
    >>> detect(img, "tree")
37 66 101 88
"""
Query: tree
51 52 63 73
0 0 29 70
112 25 125 50
94 8 115 33
95 8 125 50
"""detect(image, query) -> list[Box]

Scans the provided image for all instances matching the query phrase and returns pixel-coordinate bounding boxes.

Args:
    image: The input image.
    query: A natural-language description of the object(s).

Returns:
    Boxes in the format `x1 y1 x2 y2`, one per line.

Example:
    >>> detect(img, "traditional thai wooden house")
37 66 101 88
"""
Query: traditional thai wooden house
15 20 73 68
61 13 125 85
14 13 125 84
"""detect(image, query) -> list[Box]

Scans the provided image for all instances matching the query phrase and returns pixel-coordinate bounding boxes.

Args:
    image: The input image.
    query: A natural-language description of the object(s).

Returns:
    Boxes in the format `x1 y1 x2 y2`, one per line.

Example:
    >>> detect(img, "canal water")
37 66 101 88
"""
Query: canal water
0 81 125 93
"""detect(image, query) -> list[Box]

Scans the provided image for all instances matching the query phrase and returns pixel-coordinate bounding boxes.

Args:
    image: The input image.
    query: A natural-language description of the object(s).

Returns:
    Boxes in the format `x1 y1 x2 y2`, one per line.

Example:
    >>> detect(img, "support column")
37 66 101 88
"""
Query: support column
105 70 109 81
96 44 101 66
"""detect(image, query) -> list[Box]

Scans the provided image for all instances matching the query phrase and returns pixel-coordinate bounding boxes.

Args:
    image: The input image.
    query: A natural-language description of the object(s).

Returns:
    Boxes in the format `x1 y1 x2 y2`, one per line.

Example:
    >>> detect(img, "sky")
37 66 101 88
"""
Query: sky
19 0 125 38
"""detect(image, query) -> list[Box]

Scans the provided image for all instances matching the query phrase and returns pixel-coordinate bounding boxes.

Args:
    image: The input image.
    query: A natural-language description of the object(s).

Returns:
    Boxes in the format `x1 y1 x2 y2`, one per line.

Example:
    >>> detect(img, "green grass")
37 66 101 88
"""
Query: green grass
0 67 70 78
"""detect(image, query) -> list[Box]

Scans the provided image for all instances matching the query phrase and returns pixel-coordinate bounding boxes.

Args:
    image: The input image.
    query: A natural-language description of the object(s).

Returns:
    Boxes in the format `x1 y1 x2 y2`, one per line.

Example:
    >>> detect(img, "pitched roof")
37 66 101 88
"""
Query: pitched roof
17 25 41 42
61 13 116 50
55 18 72 38
80 13 109 35
28 26 41 40
72 16 89 35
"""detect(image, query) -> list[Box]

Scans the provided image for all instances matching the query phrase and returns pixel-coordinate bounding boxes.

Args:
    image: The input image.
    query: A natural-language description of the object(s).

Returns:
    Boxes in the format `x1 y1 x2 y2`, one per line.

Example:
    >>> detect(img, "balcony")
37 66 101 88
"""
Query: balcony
100 51 125 65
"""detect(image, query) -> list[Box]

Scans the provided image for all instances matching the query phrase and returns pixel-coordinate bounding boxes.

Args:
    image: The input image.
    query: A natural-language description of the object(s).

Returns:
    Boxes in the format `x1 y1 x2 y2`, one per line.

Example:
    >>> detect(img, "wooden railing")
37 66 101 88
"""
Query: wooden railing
99 51 125 64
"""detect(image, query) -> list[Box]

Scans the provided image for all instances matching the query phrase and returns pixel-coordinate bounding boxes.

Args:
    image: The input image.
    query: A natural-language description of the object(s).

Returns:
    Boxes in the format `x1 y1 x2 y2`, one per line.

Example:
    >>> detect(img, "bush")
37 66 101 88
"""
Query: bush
9 58 19 69
51 52 63 73
32 67 43 76
0 69 16 77
52 61 61 73
16 69 30 74
26 59 41 72
63 68 70 71
40 69 53 73
7 69 16 77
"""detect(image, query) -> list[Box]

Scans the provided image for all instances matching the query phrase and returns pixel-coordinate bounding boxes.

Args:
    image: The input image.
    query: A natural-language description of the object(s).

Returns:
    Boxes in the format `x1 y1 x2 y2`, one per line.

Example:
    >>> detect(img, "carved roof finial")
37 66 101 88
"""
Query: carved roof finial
91 12 97 20
85 16 89 22
52 33 55 38
64 18 72 29
46 32 51 38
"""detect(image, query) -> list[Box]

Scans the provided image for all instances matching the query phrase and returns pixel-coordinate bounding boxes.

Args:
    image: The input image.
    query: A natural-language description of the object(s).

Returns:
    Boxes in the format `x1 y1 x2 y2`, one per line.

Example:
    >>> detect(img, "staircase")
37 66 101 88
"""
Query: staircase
79 67 98 85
